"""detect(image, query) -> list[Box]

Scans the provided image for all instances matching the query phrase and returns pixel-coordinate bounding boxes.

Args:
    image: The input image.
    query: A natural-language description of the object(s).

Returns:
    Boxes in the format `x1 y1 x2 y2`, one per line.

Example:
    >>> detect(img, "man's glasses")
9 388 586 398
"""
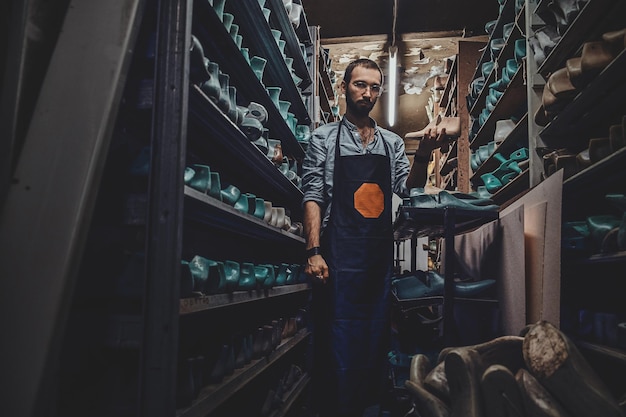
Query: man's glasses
352 81 383 94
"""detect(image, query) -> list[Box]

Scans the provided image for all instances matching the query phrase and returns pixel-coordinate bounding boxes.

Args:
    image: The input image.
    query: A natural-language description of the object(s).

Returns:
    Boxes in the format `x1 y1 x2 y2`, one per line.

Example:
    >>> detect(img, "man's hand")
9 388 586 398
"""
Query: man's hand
305 254 329 283
416 127 448 155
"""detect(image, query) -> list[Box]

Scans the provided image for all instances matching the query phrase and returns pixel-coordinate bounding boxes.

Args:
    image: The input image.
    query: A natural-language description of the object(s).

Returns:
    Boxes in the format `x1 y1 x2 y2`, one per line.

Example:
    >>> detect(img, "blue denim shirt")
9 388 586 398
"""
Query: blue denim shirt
301 117 410 229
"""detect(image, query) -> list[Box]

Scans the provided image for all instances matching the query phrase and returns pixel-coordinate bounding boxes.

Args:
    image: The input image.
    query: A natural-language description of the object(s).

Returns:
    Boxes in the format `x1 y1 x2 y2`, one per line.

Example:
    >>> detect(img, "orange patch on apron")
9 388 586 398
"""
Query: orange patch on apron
354 182 384 218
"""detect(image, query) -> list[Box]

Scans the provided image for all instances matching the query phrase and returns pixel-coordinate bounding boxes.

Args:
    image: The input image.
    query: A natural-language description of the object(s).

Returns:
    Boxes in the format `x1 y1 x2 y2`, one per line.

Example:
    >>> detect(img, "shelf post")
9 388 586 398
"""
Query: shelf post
443 207 457 346
140 0 191 415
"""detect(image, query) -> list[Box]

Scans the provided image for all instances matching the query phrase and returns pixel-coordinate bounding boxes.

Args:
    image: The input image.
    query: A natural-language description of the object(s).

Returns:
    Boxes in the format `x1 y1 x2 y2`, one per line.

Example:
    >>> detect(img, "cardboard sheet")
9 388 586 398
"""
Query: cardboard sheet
501 170 563 327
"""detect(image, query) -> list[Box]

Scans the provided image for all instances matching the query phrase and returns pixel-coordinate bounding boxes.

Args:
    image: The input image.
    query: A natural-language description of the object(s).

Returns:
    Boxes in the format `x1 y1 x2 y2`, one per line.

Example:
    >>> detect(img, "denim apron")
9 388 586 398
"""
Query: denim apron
312 119 393 414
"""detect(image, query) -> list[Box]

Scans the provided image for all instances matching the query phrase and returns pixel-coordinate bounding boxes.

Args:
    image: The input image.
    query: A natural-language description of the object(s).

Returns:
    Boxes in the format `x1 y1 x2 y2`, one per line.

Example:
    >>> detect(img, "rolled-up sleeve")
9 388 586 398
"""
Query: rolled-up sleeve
393 136 410 197
301 130 328 205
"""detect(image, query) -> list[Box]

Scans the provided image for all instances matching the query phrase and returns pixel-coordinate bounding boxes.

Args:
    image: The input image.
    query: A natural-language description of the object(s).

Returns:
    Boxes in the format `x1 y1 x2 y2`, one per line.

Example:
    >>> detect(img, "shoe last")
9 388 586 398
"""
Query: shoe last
253 136 269 155
233 334 247 369
253 197 265 219
580 40 617 77
445 349 485 417
237 262 257 290
481 61 495 78
515 368 572 417
547 67 578 100
454 279 496 297
588 137 612 163
391 270 437 299
240 116 264 141
208 172 221 200
522 320 624 417
485 19 497 35
586 214 621 252
233 193 249 214
534 25 561 56
220 184 241 206
490 38 505 61
246 101 268 125
481 364 524 417
565 56 586 87
481 173 503 193
409 354 433 386
245 193 257 215
217 72 231 114
477 145 490 163
609 124 625 151
275 263 290 286
256 264 275 288
223 260 240 292
514 38 526 63
252 327 265 359
605 193 626 212
188 164 211 193
562 221 590 252
195 257 227 295
189 35 210 85
503 22 515 40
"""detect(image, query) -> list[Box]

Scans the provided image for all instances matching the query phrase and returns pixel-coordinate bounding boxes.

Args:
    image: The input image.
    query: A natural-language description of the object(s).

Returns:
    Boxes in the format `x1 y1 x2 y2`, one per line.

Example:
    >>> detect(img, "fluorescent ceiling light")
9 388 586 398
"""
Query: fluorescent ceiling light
388 46 397 126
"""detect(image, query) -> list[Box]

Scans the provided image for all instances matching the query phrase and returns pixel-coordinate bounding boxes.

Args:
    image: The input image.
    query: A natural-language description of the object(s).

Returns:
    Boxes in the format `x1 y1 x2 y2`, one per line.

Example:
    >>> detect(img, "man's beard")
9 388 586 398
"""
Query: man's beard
345 93 374 117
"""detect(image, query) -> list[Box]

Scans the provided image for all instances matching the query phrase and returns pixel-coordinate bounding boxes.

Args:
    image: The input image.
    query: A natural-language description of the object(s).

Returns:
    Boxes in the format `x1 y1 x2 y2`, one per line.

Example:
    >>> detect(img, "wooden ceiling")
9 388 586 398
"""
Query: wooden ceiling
300 0 498 40
299 0 497 161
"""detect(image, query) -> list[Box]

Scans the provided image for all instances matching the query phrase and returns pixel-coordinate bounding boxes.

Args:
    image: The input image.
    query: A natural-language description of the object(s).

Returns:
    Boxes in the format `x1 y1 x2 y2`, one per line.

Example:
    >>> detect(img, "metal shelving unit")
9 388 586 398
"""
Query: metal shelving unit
393 206 499 345
176 330 310 417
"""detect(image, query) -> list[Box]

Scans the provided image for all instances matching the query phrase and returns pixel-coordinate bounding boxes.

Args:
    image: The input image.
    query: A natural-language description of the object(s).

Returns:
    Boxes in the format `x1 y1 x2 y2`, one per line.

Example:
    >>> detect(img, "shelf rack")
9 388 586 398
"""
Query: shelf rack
393 206 499 345
176 330 310 417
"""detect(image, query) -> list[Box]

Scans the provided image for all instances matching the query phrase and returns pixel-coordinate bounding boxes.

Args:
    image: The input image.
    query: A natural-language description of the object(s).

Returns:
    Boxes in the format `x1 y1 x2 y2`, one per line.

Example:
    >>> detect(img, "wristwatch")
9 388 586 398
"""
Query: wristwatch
306 246 321 258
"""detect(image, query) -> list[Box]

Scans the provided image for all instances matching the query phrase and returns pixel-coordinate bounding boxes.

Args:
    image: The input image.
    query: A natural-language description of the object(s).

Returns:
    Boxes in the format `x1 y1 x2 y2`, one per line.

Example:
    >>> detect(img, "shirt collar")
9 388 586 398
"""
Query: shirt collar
342 116 379 132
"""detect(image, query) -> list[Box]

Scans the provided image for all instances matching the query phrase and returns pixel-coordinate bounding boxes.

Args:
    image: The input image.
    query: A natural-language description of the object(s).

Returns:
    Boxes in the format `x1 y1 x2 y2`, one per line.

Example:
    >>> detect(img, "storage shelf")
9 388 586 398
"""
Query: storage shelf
176 330 310 417
268 373 311 417
191 2 305 159
188 87 304 214
469 66 527 150
563 249 626 266
184 186 304 243
470 113 528 183
267 0 313 89
563 148 626 209
393 206 499 241
180 283 310 314
443 83 458 117
319 78 332 113
293 0 313 46
469 67 497 117
392 293 498 310
228 0 311 126
538 49 626 146
469 29 525 118
536 0 621 78
490 168 530 207
469 0 518 86
392 294 444 309
319 54 335 101
440 57 457 109
576 340 626 366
